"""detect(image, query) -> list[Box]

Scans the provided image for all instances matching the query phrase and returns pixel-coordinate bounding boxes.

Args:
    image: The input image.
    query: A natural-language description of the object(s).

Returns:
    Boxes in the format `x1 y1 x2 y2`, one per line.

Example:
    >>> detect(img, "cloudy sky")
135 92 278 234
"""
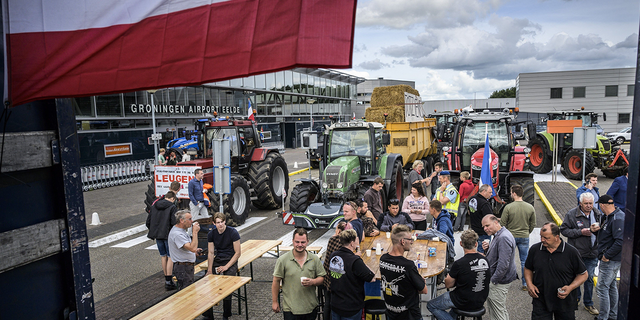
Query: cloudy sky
343 0 639 100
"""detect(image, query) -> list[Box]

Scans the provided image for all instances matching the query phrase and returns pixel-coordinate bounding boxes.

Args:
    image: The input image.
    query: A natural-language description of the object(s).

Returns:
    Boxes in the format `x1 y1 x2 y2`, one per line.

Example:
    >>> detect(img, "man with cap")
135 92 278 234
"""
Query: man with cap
590 195 625 320
436 170 460 228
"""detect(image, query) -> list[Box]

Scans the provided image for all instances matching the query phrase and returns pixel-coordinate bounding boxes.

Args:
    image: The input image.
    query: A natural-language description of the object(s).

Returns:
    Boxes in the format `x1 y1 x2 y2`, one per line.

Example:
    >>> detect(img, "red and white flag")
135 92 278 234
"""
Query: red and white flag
247 98 255 121
3 0 358 106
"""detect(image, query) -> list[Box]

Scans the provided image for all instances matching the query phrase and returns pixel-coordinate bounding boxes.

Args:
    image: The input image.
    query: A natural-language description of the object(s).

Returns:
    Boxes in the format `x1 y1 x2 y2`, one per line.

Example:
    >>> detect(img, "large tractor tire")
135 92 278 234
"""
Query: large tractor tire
289 183 320 213
214 176 251 225
527 137 553 173
249 152 290 210
387 160 404 204
510 175 535 206
562 149 595 180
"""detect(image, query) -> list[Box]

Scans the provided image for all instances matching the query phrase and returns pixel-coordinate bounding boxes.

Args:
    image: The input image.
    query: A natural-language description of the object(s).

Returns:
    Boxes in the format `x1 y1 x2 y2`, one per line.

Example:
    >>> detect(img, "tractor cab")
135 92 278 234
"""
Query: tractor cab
200 119 260 173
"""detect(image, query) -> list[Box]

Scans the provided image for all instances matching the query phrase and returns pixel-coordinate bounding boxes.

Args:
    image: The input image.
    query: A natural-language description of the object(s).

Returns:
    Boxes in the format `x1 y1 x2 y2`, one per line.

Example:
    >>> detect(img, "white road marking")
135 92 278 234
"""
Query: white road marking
235 217 267 232
111 235 152 248
262 229 296 257
308 229 336 257
88 224 148 248
534 165 570 183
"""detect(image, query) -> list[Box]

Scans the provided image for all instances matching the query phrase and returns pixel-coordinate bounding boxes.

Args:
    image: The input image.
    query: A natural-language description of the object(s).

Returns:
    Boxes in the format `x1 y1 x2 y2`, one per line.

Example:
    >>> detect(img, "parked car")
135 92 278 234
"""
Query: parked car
606 127 632 144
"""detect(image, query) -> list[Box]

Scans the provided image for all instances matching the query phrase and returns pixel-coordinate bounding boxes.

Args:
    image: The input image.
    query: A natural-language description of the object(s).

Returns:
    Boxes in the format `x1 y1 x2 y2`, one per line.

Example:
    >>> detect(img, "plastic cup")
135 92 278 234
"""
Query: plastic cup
300 277 308 285
557 287 565 294
593 222 600 228
366 249 371 257
386 232 391 238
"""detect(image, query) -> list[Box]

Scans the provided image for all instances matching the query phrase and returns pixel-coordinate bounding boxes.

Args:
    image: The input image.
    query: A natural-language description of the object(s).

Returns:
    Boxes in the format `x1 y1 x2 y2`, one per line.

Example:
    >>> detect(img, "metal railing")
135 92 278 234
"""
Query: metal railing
81 160 153 191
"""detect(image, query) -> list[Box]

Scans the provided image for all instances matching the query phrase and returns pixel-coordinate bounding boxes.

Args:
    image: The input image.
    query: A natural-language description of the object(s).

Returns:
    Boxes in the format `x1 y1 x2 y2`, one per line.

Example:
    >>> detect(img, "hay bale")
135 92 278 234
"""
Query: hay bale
370 85 420 109
365 105 406 123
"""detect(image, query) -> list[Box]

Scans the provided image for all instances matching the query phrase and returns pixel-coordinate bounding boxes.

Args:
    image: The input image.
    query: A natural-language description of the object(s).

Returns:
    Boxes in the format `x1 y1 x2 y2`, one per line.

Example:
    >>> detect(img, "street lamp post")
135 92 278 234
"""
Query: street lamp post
148 90 158 166
307 98 316 130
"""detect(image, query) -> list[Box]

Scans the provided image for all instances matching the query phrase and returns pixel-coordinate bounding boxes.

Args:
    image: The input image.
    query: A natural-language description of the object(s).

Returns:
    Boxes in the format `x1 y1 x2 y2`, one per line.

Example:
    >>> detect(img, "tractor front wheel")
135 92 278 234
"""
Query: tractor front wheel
289 183 320 213
527 137 552 173
510 175 535 206
562 149 595 180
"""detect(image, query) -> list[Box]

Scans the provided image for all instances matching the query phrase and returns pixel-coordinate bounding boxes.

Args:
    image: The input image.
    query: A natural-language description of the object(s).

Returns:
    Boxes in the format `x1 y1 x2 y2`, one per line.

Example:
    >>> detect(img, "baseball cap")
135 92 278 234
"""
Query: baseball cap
439 171 450 176
597 195 614 204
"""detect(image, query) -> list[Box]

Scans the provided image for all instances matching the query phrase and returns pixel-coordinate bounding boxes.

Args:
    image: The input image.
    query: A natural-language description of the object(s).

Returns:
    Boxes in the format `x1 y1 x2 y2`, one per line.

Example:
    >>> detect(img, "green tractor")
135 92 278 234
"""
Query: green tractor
527 110 628 179
286 121 404 229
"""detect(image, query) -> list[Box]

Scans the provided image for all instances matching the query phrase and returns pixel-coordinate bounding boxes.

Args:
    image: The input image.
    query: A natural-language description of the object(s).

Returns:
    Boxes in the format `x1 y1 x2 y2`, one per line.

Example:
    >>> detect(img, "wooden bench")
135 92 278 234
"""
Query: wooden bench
131 275 251 320
272 245 323 254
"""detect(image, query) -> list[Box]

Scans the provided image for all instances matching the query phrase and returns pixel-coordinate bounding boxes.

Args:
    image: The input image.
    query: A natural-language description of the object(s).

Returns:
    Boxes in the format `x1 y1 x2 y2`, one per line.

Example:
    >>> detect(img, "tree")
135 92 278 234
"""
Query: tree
490 87 516 98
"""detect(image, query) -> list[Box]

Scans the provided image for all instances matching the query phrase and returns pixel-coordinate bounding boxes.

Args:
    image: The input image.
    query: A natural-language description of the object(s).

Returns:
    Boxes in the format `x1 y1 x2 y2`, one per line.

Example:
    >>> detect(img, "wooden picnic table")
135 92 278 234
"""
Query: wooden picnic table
196 239 283 275
360 232 447 280
130 275 251 320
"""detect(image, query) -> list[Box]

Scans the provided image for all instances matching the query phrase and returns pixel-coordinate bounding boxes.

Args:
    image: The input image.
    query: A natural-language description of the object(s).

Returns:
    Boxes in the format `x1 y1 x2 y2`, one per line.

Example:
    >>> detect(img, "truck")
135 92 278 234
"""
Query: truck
384 117 439 176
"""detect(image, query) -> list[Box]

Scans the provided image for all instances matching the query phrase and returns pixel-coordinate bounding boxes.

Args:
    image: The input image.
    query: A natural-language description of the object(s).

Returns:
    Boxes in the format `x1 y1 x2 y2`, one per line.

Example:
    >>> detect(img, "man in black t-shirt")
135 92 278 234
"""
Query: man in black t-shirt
380 225 428 320
205 212 241 320
468 184 493 253
524 222 587 320
427 229 490 320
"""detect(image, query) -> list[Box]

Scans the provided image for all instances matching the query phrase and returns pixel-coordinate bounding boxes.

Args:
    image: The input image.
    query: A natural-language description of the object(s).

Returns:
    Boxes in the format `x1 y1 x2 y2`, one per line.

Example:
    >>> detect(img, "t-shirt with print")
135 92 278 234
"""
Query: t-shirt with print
448 252 490 311
207 226 240 261
380 253 426 319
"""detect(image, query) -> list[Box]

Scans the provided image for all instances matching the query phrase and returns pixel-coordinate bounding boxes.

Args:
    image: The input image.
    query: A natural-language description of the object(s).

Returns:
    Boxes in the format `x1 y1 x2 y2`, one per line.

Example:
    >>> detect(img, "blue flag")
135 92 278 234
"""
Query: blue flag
479 128 496 197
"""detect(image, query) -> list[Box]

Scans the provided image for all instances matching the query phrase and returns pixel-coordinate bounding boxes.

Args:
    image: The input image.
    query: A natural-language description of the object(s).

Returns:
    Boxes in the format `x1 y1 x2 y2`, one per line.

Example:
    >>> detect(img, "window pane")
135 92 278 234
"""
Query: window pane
96 94 123 116
255 74 266 89
73 97 94 117
244 76 255 88
550 88 562 99
275 71 285 91
628 85 635 96
266 73 276 90
618 113 630 124
573 87 585 98
284 71 293 92
605 85 618 97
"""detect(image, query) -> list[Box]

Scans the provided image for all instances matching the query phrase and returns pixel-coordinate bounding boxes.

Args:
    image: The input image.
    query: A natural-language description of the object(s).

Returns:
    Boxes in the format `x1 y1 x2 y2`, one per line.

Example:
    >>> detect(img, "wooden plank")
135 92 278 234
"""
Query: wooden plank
0 219 66 273
195 239 282 273
0 130 57 172
130 275 251 320
360 233 447 279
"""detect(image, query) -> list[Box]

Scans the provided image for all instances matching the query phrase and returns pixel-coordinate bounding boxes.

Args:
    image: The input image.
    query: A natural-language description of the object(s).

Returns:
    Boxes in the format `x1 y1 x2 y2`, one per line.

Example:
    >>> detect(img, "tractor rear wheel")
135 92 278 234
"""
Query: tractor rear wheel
527 137 552 173
220 176 251 225
510 175 535 206
562 149 595 180
289 183 320 213
249 152 290 210
388 160 404 203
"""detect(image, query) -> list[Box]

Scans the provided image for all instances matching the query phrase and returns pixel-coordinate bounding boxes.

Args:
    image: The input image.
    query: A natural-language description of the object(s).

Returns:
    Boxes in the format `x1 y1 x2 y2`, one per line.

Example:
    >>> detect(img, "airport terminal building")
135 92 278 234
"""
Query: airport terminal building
75 68 364 166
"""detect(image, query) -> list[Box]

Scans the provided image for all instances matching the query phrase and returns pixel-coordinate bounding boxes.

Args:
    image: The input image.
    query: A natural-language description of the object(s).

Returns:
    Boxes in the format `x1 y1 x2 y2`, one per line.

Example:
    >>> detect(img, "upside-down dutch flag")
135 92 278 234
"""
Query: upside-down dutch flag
3 0 358 106
247 98 255 121
479 124 496 197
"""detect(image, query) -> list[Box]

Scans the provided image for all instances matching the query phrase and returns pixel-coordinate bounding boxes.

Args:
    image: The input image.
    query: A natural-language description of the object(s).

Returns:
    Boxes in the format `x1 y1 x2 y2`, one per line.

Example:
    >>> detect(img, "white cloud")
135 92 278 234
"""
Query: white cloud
341 69 371 79
358 59 390 70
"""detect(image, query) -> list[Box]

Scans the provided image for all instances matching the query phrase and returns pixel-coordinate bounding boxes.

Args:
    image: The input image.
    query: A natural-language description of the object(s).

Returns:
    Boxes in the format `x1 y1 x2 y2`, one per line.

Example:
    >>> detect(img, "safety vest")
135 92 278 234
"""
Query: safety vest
438 183 460 217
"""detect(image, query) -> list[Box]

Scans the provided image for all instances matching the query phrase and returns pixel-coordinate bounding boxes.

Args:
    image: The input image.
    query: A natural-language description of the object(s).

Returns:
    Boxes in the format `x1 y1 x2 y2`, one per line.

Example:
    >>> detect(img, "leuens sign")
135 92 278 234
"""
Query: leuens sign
130 104 243 115
154 166 201 199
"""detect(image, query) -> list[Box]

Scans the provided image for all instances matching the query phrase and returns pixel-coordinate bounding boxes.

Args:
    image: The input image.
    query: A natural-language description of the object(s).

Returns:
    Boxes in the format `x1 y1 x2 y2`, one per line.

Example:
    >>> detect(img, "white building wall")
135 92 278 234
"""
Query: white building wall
516 68 635 133
423 98 516 114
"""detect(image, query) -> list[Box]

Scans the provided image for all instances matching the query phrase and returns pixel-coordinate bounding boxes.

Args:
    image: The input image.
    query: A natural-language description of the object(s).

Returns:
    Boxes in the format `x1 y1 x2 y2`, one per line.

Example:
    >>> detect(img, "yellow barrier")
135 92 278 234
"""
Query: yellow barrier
534 182 562 225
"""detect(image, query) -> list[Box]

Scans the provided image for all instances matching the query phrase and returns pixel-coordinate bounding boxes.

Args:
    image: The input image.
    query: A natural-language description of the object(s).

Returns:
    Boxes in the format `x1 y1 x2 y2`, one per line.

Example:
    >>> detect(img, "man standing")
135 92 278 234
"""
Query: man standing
591 195 625 320
379 198 414 232
500 184 536 290
468 184 494 253
167 210 201 290
343 201 364 243
147 180 181 214
329 229 376 320
428 162 444 199
427 230 490 320
560 192 601 315
576 173 600 209
380 225 428 319
158 148 167 165
436 171 460 224
146 191 178 290
606 167 628 210
429 200 454 244
481 214 518 320
206 212 241 320
524 222 588 319
188 169 209 220
272 228 326 320
364 177 385 221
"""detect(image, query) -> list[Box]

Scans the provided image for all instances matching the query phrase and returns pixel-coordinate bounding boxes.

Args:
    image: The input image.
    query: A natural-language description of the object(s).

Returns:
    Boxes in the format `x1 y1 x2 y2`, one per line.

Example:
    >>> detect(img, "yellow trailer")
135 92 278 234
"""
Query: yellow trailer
385 118 439 169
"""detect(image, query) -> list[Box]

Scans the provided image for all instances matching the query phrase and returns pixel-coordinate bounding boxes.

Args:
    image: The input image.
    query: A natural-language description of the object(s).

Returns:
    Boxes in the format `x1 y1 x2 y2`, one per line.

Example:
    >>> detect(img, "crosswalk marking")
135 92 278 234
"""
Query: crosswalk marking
112 235 152 248
89 224 148 248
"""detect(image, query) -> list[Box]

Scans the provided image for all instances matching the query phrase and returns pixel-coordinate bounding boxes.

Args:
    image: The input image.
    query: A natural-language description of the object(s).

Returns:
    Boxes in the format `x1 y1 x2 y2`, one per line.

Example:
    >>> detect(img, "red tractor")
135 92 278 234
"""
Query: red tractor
145 117 289 225
443 108 535 212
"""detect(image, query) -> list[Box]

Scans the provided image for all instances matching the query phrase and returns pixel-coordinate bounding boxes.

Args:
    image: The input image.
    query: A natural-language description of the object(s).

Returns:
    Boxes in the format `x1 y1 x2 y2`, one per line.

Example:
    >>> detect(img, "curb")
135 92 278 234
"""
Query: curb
534 182 562 225
288 167 310 176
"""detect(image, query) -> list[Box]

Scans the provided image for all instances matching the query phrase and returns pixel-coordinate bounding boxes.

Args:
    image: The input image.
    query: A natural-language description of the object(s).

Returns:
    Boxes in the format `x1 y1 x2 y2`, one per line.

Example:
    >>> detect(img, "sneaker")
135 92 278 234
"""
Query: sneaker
584 305 599 315
165 281 177 290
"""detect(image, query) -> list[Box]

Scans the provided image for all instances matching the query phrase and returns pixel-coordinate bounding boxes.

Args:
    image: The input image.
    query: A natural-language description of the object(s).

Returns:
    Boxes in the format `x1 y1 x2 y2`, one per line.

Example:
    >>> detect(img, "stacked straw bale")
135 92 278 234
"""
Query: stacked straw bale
365 85 420 123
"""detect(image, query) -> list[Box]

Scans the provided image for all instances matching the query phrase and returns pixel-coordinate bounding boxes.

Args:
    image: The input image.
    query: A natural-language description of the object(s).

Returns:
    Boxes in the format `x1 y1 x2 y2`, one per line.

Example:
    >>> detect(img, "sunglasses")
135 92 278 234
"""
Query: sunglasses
389 199 400 205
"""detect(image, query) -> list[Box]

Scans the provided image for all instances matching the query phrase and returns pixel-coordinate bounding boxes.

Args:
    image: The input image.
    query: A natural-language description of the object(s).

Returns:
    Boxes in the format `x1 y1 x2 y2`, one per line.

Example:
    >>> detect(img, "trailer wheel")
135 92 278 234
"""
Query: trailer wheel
289 183 319 213
249 152 290 209
562 149 595 180
510 175 535 206
388 160 404 203
527 137 552 173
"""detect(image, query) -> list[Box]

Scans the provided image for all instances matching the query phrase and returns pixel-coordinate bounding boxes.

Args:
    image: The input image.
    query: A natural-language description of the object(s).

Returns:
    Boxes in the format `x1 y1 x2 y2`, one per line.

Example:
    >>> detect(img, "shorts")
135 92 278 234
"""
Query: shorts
156 239 170 257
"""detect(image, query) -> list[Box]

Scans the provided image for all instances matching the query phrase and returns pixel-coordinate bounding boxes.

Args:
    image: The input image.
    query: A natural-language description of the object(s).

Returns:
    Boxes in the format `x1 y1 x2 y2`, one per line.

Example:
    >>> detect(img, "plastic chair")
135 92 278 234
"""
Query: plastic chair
363 299 386 320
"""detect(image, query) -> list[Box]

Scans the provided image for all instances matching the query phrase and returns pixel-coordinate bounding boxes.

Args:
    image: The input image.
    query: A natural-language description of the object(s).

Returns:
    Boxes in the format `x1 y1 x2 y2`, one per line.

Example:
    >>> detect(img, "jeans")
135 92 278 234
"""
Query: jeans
477 234 491 254
172 263 194 290
427 292 457 320
453 204 466 231
576 257 597 307
596 260 621 320
331 309 361 320
212 259 239 317
487 282 510 320
514 238 529 287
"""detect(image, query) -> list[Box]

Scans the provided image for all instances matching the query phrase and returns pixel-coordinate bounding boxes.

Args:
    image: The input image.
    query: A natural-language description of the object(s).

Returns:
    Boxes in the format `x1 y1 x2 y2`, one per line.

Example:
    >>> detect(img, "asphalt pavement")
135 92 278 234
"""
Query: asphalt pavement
85 146 620 319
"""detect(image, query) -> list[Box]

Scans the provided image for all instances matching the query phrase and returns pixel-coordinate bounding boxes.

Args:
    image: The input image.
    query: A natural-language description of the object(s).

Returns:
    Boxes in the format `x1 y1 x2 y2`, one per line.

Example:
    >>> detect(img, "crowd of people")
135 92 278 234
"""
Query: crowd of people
143 163 626 320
